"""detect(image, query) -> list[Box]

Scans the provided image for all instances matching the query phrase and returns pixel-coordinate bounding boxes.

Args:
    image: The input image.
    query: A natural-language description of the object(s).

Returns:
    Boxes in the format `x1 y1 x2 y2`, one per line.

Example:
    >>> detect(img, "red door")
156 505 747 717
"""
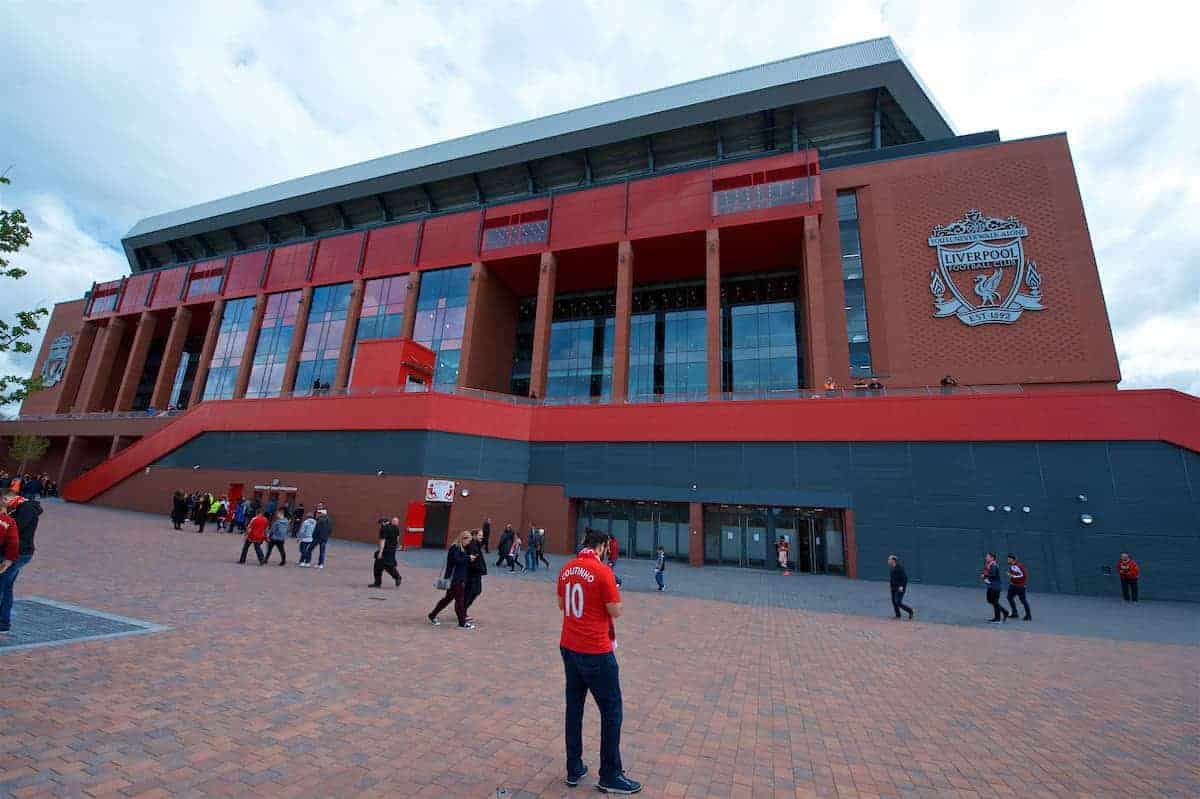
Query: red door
403 501 426 550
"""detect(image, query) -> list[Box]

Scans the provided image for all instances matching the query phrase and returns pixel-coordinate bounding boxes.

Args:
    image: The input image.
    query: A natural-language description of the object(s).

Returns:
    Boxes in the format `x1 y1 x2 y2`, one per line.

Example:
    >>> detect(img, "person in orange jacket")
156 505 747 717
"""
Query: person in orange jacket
1117 553 1140 602
239 510 268 565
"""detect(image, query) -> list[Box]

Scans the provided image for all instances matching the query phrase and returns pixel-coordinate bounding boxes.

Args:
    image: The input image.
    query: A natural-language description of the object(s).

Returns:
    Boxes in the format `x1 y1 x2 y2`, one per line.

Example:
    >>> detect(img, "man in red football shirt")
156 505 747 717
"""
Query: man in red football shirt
1006 553 1031 621
557 529 640 794
239 510 268 565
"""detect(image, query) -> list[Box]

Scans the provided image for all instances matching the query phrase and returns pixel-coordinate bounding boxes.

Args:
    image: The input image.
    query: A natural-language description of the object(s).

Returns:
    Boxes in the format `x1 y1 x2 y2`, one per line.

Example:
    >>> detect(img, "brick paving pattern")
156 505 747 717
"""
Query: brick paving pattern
0 501 1196 798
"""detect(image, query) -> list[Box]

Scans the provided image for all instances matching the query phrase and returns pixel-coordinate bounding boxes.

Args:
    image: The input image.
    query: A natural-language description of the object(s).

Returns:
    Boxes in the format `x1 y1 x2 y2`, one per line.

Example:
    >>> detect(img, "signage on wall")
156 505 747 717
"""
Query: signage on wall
425 479 456 503
927 209 1046 327
40 334 72 387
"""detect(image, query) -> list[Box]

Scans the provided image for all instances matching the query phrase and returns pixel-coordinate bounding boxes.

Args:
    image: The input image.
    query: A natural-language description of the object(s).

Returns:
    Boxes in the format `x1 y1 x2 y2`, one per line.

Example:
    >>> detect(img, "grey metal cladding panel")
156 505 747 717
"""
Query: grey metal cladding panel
743 443 797 491
914 526 988 587
563 443 607 485
1037 442 1114 500
909 443 974 498
528 443 566 485
603 443 652 486
794 443 852 491
1072 534 1200 601
1107 441 1190 501
423 432 483 478
855 524 918 581
849 443 912 496
479 436 531 483
648 443 697 489
911 497 986 531
694 443 746 490
970 443 1044 499
1184 449 1200 503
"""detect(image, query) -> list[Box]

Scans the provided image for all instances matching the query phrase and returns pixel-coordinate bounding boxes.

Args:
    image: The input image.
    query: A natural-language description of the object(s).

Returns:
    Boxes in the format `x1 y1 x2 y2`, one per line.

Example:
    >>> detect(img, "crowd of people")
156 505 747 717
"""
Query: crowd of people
0 472 58 500
169 490 333 567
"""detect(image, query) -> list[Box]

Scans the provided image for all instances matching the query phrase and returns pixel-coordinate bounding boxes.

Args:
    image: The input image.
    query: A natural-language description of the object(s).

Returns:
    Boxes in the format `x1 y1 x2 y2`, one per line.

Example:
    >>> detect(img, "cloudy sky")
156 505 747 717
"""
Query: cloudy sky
2 0 1196 396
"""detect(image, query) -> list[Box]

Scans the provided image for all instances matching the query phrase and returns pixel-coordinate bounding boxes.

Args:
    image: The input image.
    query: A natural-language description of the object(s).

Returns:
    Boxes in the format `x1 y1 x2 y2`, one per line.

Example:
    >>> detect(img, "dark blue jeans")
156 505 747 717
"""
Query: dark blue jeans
561 646 623 782
0 554 33 630
655 570 664 590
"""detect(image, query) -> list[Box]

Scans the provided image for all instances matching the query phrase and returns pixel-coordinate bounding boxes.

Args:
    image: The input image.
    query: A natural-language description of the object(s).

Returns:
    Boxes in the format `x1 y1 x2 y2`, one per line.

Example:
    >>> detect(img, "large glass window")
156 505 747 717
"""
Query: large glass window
547 292 614 402
413 266 470 387
167 335 204 409
353 275 410 371
837 191 873 377
202 297 256 401
720 273 802 395
628 281 706 402
509 299 537 397
245 290 301 399
294 282 352 395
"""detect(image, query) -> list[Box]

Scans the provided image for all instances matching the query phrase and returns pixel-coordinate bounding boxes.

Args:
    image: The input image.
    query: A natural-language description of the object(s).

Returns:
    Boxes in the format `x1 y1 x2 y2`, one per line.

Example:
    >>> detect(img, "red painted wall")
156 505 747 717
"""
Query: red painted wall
550 184 627 251
362 223 419 277
19 300 87 417
264 242 314 291
417 210 479 269
223 251 268 297
149 265 189 307
117 273 154 314
310 232 364 283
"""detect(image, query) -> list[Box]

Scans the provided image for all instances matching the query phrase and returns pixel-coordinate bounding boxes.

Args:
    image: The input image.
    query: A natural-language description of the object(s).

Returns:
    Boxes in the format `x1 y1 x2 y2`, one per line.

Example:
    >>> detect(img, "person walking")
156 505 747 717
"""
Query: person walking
310 508 333 569
887 555 914 619
776 536 790 572
264 510 289 565
0 490 38 636
170 490 188 531
1117 553 1140 602
215 496 229 532
290 503 305 537
981 552 1010 623
370 517 402 588
653 546 666 592
1006 554 1031 620
239 510 268 565
557 529 641 794
482 517 491 553
428 530 474 629
297 511 317 567
496 524 514 568
192 493 210 533
509 534 526 573
464 529 487 615
537 529 551 570
525 526 538 572
232 497 249 534
607 534 622 587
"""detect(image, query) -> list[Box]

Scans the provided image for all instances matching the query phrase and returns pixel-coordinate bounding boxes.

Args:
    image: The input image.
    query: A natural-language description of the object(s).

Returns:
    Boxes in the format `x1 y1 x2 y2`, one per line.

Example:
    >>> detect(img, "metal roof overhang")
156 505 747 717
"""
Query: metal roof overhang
121 37 952 267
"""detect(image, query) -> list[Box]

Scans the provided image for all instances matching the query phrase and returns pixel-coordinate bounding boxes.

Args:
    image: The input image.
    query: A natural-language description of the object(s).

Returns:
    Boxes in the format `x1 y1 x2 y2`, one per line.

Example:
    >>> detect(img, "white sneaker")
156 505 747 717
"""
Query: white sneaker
317 564 324 569
458 622 475 630
298 562 309 568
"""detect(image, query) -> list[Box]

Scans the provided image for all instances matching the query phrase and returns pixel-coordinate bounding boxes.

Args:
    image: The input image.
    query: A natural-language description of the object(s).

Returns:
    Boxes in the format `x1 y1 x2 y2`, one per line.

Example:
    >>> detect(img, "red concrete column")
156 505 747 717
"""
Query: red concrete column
611 241 633 403
802 214 830 389
705 228 721 398
79 317 129 412
843 507 857 579
149 305 192 409
54 321 99 414
57 435 84 486
400 272 421 339
457 261 486 389
114 311 158 412
333 278 366 391
688 501 705 566
529 251 558 399
280 286 314 396
188 298 225 407
233 293 268 399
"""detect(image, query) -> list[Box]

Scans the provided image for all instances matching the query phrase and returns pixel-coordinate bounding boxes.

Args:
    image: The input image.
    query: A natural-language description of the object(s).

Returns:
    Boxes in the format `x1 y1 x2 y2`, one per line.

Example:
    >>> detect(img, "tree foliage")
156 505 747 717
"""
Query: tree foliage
0 174 49 405
9 433 50 472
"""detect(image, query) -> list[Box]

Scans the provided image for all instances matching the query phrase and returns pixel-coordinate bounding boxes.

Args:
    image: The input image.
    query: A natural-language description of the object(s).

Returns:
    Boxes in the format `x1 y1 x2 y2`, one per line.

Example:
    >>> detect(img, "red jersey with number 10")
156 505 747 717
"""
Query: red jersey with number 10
558 549 620 654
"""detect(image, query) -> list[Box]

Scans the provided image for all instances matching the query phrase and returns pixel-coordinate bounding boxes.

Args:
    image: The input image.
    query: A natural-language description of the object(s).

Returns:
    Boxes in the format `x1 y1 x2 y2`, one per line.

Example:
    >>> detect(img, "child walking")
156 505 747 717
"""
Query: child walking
654 545 666 591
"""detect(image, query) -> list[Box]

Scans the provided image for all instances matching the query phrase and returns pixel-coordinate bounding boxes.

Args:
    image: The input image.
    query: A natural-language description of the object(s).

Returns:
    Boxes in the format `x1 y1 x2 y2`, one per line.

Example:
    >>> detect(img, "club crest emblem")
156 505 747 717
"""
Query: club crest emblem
40 334 72 387
927 209 1045 326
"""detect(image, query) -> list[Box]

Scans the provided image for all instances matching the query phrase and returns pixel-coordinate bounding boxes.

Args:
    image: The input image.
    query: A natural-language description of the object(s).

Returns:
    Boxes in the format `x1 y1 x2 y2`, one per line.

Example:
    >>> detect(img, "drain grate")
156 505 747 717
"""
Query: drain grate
0 596 167 653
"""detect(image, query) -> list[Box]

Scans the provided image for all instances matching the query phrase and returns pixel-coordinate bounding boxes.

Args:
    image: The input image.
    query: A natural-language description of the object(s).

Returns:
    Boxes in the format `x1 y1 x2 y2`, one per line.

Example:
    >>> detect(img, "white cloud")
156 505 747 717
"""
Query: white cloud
0 0 1196 396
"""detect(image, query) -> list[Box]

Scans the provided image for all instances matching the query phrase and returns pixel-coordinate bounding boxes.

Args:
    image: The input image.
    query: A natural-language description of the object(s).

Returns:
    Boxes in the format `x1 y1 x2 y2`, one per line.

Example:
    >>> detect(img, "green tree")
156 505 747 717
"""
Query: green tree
9 433 50 473
0 173 49 405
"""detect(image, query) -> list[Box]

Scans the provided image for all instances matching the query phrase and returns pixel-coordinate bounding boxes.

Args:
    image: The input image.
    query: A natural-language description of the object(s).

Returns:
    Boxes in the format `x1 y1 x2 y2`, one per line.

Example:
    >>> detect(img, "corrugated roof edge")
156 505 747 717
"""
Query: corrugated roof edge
125 37 927 240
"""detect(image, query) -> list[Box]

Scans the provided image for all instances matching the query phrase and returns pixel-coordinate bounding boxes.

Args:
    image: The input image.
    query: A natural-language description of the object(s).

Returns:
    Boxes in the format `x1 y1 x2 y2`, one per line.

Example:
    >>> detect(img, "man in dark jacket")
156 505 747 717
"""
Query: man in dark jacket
1006 553 1031 620
370 517 402 588
981 553 1010 623
481 517 491 553
311 509 333 569
1 490 41 634
464 529 487 615
887 555 914 619
496 524 514 568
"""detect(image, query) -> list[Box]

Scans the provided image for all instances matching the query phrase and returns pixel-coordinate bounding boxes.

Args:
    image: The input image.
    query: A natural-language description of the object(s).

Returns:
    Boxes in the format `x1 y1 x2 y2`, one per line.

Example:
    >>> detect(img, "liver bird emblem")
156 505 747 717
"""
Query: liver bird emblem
972 269 1003 307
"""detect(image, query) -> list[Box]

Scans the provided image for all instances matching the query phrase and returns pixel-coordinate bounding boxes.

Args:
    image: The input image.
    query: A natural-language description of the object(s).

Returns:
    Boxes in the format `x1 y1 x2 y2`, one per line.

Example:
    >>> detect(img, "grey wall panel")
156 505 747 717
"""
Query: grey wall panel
855 523 918 582
528 443 565 484
910 443 975 498
795 443 852 491
424 432 483 478
604 443 652 486
972 443 1044 499
850 444 912 497
648 443 696 489
915 526 988 587
563 443 606 485
1108 442 1189 502
694 443 747 490
743 443 798 490
1038 442 1114 501
480 436 531 483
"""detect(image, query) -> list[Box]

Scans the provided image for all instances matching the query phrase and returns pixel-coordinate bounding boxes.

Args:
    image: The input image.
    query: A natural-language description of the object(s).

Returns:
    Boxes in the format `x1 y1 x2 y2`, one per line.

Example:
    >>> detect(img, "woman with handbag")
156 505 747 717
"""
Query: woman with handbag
428 530 474 629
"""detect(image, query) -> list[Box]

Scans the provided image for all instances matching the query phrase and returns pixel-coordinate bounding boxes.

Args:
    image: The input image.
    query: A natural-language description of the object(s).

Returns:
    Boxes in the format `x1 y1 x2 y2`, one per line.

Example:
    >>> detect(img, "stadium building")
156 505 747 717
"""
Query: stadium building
5 38 1197 599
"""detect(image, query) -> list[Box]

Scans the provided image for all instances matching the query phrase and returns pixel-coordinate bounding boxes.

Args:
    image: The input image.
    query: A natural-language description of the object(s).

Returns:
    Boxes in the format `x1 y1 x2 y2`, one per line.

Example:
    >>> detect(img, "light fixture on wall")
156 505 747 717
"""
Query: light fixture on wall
192 465 200 471
461 488 470 497
1076 494 1088 503
986 505 996 512
377 470 385 477
1002 505 1012 513
1079 513 1095 526
1022 506 1031 513
690 483 698 492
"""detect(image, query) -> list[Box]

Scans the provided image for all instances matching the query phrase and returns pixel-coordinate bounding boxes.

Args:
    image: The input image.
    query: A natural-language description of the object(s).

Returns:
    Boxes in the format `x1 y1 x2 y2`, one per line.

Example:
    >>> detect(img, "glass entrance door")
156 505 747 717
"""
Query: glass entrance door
704 505 847 572
576 499 689 560
706 507 770 567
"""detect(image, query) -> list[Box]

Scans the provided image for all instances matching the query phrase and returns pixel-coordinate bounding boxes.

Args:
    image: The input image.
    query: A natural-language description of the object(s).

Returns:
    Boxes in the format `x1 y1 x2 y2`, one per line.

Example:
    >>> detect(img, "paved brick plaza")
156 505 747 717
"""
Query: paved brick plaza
1 503 1197 798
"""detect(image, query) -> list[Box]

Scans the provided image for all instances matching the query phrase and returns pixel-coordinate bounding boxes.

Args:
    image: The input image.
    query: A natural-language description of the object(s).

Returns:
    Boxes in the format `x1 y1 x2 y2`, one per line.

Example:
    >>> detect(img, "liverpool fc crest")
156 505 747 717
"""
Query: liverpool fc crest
927 209 1045 327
